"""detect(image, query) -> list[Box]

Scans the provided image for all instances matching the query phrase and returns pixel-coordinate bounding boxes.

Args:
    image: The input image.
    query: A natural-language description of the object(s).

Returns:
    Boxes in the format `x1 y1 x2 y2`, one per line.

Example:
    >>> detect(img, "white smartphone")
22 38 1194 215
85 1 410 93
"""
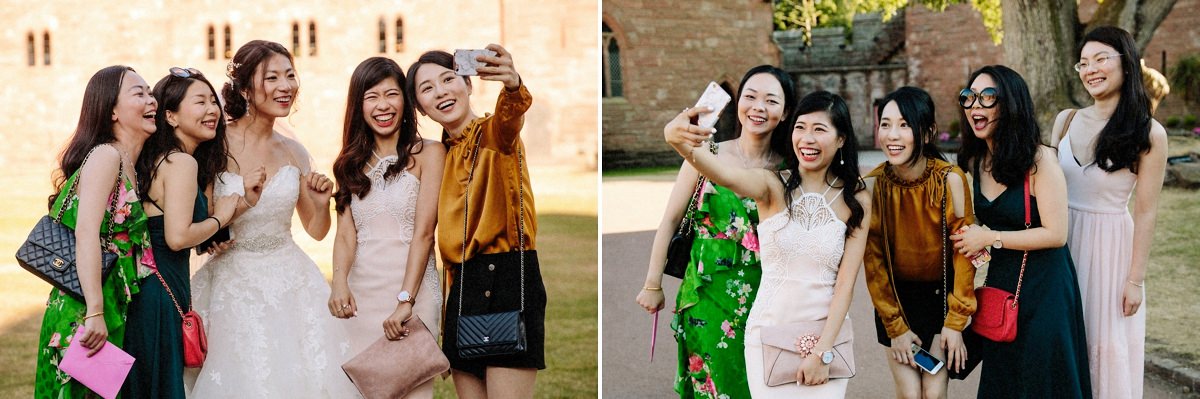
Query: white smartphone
692 81 731 130
453 49 497 76
911 344 945 374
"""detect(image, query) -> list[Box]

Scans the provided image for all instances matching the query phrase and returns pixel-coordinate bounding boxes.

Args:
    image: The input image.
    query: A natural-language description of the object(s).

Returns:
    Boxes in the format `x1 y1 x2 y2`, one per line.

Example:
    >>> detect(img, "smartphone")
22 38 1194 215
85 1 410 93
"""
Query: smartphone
911 344 945 374
454 49 497 76
954 226 991 268
691 82 732 130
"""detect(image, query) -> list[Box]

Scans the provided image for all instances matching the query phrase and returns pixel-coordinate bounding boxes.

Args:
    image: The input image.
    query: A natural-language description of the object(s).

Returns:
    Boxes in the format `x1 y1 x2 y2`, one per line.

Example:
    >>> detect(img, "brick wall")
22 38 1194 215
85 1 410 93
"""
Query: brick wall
1140 0 1200 120
602 0 779 169
906 3 1004 138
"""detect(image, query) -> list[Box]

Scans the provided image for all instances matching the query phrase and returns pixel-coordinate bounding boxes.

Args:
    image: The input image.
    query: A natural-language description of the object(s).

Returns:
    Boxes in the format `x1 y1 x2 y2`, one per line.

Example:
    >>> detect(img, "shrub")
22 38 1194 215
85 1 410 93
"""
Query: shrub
1170 54 1200 107
1166 116 1182 128
1184 115 1199 129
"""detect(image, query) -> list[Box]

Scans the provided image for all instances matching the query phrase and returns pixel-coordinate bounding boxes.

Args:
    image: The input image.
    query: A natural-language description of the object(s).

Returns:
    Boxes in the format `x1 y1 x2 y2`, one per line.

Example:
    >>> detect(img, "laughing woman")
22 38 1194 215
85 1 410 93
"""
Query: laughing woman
34 66 159 398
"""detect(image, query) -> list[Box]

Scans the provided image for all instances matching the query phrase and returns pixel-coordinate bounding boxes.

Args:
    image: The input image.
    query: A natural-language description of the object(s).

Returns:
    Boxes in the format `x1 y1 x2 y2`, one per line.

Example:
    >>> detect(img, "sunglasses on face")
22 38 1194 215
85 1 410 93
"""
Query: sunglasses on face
170 66 202 79
1073 53 1121 73
959 87 999 109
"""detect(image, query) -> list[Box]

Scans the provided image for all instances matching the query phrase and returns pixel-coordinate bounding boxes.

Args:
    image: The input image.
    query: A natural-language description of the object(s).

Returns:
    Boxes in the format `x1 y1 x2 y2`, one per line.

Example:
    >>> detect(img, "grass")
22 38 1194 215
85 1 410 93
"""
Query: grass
600 165 678 178
0 168 597 399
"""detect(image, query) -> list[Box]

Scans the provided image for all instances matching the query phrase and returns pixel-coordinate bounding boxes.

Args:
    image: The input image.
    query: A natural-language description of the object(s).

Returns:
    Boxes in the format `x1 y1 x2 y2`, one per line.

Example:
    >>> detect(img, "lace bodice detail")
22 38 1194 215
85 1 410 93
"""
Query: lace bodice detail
215 165 299 252
351 156 420 243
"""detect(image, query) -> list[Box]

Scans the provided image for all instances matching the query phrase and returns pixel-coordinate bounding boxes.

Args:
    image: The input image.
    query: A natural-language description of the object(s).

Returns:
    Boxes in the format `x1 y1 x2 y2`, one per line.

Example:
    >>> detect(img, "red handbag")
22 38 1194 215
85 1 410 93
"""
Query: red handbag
970 174 1030 343
155 271 208 367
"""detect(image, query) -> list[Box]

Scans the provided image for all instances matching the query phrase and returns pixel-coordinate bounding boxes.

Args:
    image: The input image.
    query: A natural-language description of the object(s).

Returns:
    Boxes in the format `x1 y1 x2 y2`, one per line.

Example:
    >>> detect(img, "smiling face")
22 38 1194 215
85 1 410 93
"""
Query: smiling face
737 73 787 137
361 77 405 137
112 71 158 137
1078 41 1125 100
792 110 844 172
167 80 221 148
965 73 999 141
877 101 917 165
247 53 298 118
413 62 472 128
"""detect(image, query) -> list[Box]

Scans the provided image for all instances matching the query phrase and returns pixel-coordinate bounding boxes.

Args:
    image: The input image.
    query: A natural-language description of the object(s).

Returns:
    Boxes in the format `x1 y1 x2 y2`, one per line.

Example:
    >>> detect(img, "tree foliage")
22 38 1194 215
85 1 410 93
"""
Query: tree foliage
1170 54 1200 106
774 0 1002 44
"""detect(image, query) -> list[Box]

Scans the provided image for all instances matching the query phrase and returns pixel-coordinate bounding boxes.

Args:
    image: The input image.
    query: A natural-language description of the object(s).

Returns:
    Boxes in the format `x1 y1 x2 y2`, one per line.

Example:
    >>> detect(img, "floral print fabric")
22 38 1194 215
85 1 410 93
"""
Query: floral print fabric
33 163 154 398
672 181 762 399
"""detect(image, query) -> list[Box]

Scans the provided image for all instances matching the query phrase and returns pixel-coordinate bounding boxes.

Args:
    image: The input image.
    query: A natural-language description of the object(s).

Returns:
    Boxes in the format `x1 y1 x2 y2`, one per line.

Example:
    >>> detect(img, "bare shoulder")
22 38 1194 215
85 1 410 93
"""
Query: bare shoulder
945 170 964 188
1148 119 1168 146
86 144 121 165
416 138 447 160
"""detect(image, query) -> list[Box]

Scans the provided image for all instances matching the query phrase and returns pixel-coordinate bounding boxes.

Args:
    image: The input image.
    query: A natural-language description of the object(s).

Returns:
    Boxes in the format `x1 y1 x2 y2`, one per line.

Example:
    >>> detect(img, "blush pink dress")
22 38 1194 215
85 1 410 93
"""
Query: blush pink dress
1059 132 1144 399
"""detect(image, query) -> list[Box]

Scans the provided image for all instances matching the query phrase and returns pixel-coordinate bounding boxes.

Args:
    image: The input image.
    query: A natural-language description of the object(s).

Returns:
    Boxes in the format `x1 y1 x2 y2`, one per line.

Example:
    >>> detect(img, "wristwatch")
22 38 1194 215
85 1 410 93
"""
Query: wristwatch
819 350 835 365
396 290 413 305
991 239 1004 249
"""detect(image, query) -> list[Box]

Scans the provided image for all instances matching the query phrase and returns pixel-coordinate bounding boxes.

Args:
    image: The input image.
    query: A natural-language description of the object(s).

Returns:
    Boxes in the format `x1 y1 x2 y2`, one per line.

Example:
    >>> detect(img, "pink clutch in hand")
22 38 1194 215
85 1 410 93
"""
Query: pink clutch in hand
58 327 135 399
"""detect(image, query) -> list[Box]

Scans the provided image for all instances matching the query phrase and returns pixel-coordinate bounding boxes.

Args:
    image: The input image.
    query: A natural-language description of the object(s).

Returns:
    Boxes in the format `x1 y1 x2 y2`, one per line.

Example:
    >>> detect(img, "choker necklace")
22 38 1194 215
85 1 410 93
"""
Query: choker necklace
734 139 771 169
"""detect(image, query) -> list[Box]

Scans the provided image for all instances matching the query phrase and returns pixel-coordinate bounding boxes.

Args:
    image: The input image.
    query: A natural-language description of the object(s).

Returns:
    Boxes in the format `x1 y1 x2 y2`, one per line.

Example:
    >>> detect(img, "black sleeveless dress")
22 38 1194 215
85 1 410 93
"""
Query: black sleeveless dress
973 174 1091 399
121 192 208 399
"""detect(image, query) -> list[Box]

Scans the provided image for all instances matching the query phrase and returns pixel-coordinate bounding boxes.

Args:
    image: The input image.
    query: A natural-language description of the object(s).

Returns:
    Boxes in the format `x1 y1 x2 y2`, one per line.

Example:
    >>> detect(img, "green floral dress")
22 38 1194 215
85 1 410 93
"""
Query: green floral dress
672 181 762 399
33 165 155 398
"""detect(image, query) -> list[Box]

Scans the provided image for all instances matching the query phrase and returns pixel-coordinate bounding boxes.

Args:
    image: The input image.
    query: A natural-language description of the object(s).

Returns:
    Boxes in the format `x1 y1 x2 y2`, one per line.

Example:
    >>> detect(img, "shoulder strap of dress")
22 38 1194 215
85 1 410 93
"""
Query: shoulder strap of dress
1059 109 1079 146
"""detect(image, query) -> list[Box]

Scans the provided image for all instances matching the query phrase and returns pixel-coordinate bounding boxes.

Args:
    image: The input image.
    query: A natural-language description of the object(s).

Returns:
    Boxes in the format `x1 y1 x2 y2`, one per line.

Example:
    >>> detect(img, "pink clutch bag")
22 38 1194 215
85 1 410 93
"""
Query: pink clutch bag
342 315 449 399
58 327 135 399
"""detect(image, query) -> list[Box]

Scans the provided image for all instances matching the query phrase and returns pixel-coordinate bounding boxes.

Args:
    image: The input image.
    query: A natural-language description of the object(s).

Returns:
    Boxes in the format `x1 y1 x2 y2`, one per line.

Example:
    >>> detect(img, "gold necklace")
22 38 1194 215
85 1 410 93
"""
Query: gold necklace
733 139 771 169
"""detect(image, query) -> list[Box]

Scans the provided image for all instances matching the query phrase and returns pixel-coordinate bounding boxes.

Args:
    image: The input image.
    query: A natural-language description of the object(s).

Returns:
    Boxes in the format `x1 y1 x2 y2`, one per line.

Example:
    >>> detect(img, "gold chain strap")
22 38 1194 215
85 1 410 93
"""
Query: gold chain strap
458 133 527 317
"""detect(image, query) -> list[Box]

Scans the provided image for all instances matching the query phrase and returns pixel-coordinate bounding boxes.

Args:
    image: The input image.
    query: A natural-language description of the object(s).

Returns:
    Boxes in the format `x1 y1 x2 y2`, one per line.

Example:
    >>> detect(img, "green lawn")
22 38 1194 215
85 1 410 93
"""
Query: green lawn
0 168 597 398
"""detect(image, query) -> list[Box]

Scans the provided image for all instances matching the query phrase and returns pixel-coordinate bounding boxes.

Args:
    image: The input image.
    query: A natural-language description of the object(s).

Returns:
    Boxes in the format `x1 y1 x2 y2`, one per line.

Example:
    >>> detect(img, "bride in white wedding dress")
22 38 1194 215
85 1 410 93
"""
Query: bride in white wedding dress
186 40 357 398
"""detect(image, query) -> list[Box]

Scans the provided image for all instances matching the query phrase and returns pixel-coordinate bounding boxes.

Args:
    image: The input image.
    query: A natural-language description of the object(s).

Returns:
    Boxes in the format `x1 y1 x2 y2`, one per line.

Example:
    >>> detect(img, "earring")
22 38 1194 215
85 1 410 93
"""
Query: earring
838 151 844 166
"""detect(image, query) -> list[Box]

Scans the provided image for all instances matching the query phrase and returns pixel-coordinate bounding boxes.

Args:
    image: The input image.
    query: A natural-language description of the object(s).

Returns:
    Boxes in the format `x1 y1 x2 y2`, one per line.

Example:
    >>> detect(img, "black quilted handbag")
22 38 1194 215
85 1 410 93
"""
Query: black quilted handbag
663 175 705 279
15 151 120 302
454 132 529 359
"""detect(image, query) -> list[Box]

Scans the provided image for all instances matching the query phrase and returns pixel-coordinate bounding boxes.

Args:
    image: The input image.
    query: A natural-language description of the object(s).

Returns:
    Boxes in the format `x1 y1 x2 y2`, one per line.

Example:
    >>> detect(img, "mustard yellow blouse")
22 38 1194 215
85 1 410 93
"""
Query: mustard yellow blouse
437 84 537 265
864 158 977 338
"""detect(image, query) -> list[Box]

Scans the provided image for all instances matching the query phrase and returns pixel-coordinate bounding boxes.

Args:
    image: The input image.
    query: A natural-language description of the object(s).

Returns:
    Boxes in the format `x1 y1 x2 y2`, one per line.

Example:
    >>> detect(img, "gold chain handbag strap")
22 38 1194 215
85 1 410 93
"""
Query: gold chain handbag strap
58 145 121 244
155 268 188 318
675 141 718 236
941 170 949 319
458 133 527 317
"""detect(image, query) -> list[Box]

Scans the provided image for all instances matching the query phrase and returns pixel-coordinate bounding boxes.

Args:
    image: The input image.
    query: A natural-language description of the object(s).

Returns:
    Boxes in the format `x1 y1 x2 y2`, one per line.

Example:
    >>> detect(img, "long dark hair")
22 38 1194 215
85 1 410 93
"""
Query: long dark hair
877 86 944 167
735 65 796 143
956 65 1041 187
333 57 423 214
221 40 295 121
50 65 136 209
774 91 865 237
137 71 230 202
1080 26 1153 173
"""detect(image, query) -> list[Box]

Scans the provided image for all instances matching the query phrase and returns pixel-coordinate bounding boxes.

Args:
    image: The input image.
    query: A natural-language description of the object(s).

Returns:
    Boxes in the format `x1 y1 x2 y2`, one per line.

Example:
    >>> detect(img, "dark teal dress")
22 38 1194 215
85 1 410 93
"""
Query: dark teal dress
121 192 208 399
973 174 1091 399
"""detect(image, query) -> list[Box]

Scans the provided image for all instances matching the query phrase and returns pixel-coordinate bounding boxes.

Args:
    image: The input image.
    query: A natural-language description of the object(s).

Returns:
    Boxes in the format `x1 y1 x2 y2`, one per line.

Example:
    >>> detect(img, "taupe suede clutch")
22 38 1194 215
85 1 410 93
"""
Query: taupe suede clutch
342 316 449 399
760 318 856 386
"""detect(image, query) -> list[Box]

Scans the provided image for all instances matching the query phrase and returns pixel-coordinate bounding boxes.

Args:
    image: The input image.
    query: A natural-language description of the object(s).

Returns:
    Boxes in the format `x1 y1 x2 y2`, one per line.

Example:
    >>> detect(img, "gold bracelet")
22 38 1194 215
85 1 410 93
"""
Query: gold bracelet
82 312 104 321
643 286 662 291
1128 280 1144 287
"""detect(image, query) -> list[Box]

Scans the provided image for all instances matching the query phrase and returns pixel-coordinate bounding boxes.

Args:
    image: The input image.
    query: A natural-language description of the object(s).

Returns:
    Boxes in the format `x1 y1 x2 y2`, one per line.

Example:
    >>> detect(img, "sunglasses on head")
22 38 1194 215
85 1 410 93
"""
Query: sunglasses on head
959 87 998 109
170 67 202 79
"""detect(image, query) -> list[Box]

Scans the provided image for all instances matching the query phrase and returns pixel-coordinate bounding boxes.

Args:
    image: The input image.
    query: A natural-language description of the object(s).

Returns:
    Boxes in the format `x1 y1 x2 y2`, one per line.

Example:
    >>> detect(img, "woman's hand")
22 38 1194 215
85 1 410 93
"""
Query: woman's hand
303 171 334 205
951 224 995 257
635 287 665 314
664 107 715 150
889 330 921 367
241 165 267 205
328 282 357 319
383 303 414 340
213 193 241 222
477 43 521 90
204 240 235 256
79 317 109 357
1123 280 1144 317
797 352 830 386
940 328 967 373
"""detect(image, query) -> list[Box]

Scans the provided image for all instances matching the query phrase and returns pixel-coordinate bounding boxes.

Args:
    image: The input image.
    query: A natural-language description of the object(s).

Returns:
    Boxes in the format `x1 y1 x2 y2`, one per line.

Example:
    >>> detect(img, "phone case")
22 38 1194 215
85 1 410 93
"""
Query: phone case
692 82 731 129
454 49 497 76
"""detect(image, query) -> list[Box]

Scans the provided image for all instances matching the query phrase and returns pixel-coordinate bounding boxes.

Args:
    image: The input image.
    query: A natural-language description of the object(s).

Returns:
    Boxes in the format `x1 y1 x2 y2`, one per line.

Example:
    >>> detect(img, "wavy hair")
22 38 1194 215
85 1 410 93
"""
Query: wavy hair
333 57 423 214
956 65 1041 187
137 70 230 202
50 65 135 209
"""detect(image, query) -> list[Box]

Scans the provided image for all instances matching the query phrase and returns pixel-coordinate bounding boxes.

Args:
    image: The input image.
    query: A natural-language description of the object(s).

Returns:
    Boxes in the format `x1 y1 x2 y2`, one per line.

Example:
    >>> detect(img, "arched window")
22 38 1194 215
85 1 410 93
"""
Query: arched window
395 17 404 52
378 18 387 53
308 21 317 56
223 24 232 59
602 23 623 98
291 22 301 56
207 25 216 60
42 31 50 65
26 32 35 66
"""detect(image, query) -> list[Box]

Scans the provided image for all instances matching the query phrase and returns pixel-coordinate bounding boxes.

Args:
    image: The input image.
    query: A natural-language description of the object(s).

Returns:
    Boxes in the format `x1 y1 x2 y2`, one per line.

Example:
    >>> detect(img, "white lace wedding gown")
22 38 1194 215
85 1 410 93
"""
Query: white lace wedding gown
187 165 359 398
745 186 852 398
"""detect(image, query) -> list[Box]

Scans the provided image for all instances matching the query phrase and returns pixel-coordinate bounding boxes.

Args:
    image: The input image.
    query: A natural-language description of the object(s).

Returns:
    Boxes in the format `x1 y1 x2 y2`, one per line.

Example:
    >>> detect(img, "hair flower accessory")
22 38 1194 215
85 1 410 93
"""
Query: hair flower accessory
226 61 242 82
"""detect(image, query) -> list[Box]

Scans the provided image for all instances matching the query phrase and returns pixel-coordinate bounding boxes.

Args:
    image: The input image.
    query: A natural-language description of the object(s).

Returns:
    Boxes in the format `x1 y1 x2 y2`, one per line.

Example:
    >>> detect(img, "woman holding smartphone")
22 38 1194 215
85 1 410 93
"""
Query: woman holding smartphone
407 44 545 398
33 65 159 398
636 65 794 398
950 65 1091 398
123 67 240 398
1050 26 1168 399
863 87 976 398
